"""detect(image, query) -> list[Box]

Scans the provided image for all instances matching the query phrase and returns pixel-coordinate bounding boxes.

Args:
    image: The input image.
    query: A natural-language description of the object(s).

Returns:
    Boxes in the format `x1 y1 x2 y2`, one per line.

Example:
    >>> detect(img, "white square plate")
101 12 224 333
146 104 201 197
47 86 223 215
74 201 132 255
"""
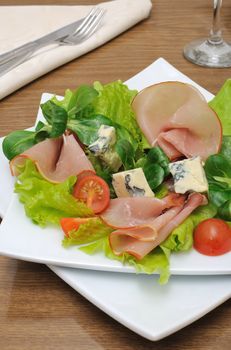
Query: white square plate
0 59 230 275
0 58 230 341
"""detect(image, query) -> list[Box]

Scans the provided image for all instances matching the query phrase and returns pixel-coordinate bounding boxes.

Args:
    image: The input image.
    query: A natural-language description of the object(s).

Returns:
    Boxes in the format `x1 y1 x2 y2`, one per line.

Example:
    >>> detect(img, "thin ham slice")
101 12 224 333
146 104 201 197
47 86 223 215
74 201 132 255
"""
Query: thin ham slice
157 193 207 238
156 132 183 161
100 193 185 229
108 193 206 260
10 134 94 183
132 81 222 161
109 206 183 258
157 128 205 161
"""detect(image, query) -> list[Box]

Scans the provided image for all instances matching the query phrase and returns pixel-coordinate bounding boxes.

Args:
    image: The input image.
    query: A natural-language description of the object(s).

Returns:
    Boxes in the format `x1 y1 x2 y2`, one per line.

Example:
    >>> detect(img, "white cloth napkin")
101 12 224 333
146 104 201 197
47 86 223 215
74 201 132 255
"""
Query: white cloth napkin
0 0 152 100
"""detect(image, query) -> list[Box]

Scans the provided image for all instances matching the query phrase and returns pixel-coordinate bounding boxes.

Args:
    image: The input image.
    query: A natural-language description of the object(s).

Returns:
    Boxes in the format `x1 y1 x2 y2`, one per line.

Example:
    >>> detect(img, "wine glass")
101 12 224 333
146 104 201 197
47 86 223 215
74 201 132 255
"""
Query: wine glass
183 0 231 67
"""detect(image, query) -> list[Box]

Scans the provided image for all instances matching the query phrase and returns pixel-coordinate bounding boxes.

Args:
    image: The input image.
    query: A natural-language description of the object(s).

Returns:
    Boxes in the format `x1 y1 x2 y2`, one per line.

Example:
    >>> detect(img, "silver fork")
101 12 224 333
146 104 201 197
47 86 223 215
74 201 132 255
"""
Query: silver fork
0 7 105 77
60 8 105 45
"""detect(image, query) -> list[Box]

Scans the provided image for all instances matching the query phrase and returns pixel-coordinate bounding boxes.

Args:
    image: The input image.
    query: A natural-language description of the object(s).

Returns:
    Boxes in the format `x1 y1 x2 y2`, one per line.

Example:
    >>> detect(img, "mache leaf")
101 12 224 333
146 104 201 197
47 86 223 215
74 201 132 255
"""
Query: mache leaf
2 130 36 160
115 139 135 169
143 163 165 190
40 100 68 138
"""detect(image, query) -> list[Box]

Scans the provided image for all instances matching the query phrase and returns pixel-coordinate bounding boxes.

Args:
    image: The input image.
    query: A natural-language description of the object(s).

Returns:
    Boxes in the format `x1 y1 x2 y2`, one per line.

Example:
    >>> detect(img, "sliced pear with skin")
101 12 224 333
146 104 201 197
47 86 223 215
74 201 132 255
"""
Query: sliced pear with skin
132 81 222 161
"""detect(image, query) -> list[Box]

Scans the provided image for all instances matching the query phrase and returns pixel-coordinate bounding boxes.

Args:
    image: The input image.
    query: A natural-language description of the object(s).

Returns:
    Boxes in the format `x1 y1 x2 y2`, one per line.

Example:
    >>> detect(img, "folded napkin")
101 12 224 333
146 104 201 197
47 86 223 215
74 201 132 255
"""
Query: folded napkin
0 0 152 100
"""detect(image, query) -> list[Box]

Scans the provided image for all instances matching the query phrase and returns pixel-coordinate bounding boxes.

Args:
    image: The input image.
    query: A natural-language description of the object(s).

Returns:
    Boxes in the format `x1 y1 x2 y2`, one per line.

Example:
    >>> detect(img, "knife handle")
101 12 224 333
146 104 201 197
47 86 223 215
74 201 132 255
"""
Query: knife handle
0 41 40 65
0 44 40 77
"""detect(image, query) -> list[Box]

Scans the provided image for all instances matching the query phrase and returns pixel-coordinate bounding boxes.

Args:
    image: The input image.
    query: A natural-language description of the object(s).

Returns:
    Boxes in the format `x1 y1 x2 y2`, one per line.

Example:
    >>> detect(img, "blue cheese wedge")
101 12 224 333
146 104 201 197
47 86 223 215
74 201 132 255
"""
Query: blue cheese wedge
169 156 208 194
112 168 154 198
88 125 116 155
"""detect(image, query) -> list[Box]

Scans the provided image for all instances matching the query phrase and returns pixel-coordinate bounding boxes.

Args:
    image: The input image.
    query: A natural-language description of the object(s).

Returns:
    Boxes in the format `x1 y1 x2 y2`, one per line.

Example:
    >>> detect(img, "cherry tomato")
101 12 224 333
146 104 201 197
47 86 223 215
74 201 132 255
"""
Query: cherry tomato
77 170 96 182
60 218 90 237
73 174 110 214
193 218 231 256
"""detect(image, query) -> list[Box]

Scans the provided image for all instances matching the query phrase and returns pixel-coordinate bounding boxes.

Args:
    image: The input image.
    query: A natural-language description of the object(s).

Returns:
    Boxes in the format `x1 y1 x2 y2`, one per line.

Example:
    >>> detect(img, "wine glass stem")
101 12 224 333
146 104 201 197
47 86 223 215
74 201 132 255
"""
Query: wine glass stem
208 0 223 45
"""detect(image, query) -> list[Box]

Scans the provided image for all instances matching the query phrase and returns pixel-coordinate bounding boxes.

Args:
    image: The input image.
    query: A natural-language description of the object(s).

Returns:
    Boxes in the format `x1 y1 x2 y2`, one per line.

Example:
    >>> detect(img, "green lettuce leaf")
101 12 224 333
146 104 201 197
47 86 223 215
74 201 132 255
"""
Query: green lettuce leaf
209 79 231 135
92 80 143 145
62 218 113 247
52 88 73 111
80 237 170 284
65 197 216 284
15 160 93 227
220 136 231 162
161 203 217 252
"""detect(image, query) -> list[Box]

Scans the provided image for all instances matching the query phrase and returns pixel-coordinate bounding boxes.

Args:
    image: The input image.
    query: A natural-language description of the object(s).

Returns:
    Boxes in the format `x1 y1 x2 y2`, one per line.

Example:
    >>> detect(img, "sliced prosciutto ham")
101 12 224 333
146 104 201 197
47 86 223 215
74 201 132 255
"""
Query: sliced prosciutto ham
100 193 185 229
10 134 94 183
132 81 222 161
108 206 183 258
105 193 206 260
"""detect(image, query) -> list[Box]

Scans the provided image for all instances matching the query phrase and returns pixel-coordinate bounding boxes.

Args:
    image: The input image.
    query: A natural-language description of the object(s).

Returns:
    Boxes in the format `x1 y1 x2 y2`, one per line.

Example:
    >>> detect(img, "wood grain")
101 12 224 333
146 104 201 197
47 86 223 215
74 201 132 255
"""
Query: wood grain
0 1 230 349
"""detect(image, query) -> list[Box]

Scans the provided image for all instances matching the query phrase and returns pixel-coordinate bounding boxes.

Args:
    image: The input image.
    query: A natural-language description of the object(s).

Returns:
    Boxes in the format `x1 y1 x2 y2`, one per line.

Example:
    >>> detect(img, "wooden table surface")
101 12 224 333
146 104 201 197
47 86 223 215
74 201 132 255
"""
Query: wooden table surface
0 0 231 348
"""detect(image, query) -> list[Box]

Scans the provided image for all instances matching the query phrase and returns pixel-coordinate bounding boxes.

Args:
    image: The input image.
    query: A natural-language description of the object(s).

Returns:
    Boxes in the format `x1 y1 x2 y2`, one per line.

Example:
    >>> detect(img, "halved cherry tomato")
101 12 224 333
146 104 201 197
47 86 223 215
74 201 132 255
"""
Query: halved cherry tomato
60 218 90 237
77 169 96 182
73 174 110 214
193 218 231 256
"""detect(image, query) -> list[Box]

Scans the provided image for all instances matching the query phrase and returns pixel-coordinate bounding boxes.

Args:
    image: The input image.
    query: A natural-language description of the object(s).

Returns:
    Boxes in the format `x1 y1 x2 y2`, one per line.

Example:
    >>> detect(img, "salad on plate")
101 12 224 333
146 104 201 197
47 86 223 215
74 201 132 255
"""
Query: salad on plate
2 79 231 283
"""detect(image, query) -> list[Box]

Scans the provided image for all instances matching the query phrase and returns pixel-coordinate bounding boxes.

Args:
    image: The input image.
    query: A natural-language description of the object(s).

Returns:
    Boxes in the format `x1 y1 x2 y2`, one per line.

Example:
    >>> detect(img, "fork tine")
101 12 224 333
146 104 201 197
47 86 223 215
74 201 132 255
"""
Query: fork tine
74 9 102 37
73 9 105 40
74 7 99 34
80 9 105 38
60 8 106 45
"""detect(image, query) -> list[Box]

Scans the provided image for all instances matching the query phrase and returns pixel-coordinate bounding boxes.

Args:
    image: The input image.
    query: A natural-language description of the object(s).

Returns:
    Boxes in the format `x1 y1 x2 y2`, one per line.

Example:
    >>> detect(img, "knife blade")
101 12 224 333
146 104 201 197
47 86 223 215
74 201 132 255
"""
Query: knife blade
0 15 86 65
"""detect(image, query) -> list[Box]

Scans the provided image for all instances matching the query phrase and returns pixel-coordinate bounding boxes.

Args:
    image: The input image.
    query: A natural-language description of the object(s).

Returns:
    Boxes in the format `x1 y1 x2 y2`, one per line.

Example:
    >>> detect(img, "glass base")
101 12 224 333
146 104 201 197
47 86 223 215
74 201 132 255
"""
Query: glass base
183 38 231 67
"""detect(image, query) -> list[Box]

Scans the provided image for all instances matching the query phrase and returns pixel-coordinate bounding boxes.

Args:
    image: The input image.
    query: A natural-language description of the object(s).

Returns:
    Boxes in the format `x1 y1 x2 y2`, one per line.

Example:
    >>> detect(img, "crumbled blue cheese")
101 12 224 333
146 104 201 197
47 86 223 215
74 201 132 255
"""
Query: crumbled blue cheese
112 168 154 198
88 125 122 172
100 149 122 172
88 125 116 155
169 156 208 194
